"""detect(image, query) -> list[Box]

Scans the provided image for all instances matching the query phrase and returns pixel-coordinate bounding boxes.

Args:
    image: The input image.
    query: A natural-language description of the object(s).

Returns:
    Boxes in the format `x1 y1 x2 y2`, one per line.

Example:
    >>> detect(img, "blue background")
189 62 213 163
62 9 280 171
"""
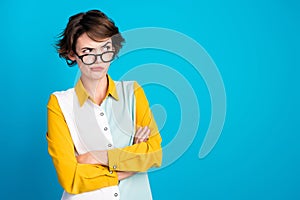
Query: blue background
1 0 299 199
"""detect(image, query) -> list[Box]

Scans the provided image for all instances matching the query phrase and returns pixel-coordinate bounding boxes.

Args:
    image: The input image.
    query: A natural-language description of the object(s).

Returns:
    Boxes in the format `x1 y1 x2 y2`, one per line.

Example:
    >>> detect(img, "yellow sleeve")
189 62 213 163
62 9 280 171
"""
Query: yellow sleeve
47 94 118 194
107 82 163 172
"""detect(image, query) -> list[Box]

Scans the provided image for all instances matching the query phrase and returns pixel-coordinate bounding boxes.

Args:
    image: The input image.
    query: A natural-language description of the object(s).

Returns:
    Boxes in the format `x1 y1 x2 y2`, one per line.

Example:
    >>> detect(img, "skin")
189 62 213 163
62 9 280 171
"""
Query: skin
69 33 150 180
69 33 112 104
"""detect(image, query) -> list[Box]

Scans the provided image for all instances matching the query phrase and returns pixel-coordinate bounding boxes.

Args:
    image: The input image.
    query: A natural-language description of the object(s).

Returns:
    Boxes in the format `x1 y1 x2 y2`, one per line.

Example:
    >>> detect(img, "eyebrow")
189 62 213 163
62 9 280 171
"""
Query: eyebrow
80 42 112 51
101 41 112 48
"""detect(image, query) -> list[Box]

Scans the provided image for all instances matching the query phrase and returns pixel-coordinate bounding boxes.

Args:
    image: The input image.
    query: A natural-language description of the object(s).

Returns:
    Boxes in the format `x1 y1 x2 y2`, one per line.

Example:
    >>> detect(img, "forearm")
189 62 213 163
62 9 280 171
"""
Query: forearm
107 133 162 172
76 150 109 166
47 132 118 194
77 135 162 172
117 171 136 181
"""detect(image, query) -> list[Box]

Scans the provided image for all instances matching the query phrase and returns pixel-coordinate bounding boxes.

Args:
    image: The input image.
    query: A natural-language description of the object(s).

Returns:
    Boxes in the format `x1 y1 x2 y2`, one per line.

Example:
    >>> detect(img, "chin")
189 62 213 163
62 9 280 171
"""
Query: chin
91 73 106 80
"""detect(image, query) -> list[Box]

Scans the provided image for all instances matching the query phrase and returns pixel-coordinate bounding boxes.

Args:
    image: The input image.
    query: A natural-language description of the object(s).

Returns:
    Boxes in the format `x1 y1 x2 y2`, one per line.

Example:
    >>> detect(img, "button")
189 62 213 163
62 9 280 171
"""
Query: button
104 127 108 131
108 144 112 148
114 193 118 197
113 165 117 169
109 171 113 174
100 112 104 116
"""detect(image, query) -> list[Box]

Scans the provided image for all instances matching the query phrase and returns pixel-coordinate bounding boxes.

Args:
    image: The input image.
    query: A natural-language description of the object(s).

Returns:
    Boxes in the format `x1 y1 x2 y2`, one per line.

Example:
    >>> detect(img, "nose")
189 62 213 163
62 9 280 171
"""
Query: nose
95 55 103 64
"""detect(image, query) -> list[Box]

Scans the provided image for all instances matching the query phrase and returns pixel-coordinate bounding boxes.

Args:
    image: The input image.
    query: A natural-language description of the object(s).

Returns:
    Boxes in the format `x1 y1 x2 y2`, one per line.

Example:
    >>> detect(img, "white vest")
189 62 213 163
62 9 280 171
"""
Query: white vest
54 81 152 200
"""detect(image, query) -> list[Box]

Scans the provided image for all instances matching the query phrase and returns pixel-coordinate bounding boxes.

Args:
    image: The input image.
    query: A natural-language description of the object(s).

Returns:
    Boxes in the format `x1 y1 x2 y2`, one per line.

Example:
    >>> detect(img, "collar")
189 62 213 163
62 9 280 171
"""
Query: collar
74 75 119 107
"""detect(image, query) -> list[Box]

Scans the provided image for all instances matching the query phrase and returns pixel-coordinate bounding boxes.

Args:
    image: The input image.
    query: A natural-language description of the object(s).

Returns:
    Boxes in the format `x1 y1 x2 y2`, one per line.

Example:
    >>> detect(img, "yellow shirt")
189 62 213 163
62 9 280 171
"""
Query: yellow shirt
47 75 162 194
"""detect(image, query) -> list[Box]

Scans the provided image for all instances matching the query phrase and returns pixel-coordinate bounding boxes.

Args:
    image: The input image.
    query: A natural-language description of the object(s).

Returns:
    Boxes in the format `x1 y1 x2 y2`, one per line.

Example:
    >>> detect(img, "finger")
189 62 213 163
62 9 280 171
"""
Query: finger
142 126 149 134
135 126 147 139
139 126 148 135
134 127 143 143
145 128 151 139
134 126 151 143
135 127 143 136
136 126 148 140
143 128 151 141
139 127 150 142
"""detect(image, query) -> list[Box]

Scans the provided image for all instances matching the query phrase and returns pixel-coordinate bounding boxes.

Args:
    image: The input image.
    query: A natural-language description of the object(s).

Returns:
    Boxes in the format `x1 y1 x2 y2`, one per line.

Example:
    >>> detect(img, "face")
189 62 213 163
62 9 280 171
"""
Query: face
70 33 114 81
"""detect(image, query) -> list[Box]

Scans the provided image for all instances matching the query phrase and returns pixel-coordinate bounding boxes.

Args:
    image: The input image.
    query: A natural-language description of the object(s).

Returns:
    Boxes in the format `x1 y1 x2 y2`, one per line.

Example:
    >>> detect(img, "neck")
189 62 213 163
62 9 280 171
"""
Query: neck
80 75 108 105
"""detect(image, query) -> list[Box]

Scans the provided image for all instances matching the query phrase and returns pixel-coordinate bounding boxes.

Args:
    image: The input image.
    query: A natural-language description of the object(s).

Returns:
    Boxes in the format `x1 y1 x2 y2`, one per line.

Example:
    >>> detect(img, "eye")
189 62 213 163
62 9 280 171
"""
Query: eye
82 48 93 54
103 45 112 51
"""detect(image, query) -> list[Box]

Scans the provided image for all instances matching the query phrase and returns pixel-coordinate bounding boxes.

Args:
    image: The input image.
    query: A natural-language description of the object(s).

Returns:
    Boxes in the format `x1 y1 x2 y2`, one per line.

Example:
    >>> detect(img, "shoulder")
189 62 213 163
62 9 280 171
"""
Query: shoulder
113 80 147 100
47 88 75 107
114 80 136 87
52 88 75 97
113 80 137 93
113 80 142 89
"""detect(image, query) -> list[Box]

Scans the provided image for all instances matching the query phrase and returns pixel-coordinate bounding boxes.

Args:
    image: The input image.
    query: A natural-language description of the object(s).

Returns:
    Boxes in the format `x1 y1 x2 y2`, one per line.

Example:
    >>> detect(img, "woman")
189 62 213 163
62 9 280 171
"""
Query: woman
47 10 162 200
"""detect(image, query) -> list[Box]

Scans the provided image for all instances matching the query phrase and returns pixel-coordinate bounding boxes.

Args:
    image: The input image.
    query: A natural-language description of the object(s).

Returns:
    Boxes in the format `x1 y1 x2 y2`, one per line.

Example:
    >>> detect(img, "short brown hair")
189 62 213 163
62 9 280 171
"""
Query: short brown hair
56 10 125 66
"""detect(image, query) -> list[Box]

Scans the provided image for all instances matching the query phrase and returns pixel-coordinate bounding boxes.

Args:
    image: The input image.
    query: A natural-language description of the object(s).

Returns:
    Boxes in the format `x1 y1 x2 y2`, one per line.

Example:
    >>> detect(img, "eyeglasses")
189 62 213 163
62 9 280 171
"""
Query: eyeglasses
75 51 115 65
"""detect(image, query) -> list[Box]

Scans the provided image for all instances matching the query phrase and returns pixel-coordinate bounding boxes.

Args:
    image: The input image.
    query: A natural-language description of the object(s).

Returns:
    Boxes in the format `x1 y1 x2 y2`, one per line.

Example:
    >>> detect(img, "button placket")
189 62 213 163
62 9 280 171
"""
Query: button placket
99 110 109 132
97 107 114 147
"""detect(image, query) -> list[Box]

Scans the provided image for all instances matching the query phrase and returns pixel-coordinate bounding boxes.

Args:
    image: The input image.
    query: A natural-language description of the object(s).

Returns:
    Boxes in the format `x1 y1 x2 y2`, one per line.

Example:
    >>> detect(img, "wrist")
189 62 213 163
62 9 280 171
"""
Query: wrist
96 150 108 166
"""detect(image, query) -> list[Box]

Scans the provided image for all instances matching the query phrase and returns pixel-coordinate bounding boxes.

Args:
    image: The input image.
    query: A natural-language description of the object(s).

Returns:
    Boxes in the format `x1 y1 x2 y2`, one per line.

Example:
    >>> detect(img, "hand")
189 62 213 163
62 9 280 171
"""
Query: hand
76 150 108 165
134 126 150 144
117 171 136 181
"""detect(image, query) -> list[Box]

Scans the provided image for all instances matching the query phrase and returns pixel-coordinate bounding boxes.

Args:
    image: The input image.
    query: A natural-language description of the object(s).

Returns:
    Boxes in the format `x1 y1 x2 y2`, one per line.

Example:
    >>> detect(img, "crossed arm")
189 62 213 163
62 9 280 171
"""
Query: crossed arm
47 82 162 194
76 126 152 180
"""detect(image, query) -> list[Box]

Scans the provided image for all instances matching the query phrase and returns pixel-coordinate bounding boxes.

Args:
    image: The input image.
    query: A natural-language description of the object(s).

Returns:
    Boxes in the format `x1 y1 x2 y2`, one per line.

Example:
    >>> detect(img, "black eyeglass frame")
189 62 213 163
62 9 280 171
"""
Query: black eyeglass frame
75 50 116 65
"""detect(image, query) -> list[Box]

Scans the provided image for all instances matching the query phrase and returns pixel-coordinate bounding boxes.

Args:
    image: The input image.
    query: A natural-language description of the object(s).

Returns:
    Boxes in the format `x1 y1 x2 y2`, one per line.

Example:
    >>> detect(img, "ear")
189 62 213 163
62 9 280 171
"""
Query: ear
68 51 76 61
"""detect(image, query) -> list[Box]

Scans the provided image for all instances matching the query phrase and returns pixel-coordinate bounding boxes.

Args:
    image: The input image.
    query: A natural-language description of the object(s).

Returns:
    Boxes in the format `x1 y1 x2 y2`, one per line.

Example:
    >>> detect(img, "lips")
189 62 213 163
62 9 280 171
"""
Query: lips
90 67 105 71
